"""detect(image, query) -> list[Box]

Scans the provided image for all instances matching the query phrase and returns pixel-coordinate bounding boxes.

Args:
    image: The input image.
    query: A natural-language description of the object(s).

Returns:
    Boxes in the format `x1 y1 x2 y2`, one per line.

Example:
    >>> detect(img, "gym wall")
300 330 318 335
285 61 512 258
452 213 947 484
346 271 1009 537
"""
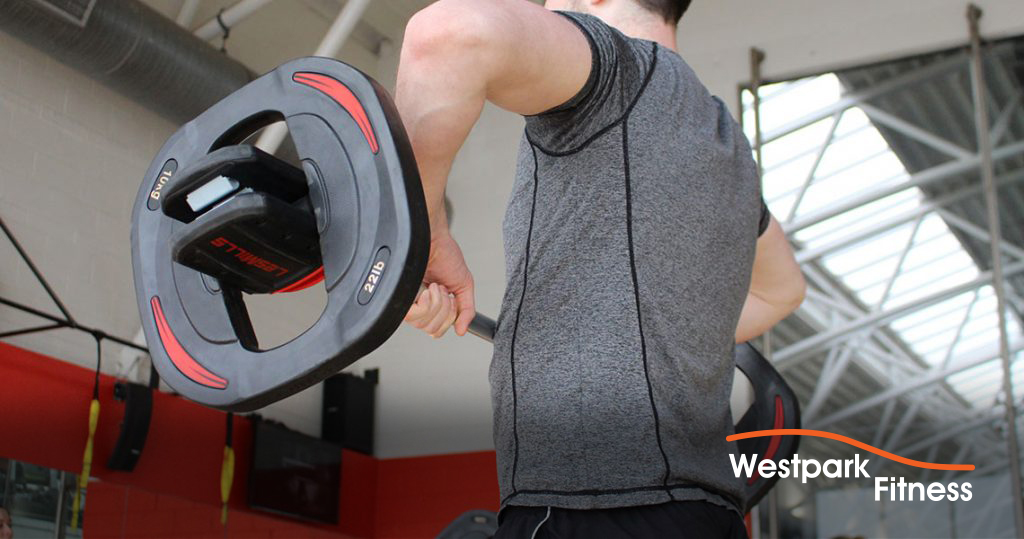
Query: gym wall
0 29 175 370
0 341 499 538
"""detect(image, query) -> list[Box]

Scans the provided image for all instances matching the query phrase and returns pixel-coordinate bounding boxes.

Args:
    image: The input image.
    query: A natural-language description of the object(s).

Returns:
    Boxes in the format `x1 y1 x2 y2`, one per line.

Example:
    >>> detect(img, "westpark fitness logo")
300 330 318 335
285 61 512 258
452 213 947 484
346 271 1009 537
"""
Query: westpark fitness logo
727 429 977 502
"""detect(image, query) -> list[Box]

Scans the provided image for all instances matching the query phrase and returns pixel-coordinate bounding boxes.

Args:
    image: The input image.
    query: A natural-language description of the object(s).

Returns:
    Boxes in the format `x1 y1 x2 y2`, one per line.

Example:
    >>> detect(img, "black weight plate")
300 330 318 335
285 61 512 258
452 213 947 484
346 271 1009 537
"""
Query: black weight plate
131 58 429 411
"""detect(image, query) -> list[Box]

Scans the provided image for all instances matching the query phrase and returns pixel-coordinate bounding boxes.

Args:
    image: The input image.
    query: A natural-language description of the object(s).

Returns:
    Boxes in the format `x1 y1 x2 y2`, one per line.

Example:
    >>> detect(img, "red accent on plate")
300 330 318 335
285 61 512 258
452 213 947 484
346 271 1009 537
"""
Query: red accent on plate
273 266 325 294
293 72 379 154
150 296 228 389
747 395 786 486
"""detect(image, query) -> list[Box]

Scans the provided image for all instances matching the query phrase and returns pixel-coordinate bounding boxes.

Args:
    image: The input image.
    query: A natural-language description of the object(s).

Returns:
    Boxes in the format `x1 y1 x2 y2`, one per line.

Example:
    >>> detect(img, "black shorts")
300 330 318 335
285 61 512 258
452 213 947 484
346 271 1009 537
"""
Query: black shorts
494 501 748 539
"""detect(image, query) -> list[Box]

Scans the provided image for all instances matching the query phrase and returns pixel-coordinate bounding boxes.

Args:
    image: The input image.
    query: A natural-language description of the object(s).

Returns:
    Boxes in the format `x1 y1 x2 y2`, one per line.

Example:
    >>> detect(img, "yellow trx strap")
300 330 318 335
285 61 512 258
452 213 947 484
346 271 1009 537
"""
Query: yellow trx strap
220 412 235 526
71 335 103 530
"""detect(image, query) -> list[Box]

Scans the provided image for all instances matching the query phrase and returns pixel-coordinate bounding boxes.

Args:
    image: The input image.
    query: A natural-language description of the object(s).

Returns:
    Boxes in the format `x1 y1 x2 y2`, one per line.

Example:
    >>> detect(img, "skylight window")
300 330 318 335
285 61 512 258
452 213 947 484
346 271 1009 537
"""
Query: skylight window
742 73 1023 410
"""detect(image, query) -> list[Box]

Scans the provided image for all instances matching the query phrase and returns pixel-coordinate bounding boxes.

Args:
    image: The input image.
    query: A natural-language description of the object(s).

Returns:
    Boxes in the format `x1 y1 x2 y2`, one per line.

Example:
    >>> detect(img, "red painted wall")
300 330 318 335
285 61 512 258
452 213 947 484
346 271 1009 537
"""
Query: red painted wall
0 341 498 538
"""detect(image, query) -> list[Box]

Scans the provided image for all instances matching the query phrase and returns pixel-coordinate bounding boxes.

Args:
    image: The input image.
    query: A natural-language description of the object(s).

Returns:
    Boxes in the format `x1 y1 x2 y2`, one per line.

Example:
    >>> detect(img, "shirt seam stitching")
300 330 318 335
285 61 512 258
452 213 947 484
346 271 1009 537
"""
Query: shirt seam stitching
526 41 659 157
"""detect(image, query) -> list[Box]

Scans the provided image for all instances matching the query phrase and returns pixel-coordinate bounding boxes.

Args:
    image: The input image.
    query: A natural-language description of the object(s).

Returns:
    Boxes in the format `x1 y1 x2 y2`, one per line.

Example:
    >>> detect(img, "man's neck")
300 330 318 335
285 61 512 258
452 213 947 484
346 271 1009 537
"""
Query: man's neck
593 10 678 51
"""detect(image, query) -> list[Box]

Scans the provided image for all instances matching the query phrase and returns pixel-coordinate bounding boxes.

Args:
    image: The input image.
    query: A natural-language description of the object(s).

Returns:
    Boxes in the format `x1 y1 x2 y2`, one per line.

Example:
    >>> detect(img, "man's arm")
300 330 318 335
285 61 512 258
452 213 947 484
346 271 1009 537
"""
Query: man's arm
396 0 592 335
396 0 591 237
735 217 806 343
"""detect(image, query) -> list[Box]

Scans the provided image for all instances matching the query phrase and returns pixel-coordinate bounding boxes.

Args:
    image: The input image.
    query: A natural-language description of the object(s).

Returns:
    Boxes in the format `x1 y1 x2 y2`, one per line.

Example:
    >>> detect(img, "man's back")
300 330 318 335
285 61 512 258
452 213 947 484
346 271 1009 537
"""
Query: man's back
491 12 764 514
396 1 804 535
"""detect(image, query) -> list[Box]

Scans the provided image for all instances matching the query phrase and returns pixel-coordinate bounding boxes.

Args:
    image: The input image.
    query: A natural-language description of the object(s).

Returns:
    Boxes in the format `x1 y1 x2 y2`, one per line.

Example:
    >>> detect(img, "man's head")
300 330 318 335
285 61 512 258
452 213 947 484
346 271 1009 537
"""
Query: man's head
546 0 692 26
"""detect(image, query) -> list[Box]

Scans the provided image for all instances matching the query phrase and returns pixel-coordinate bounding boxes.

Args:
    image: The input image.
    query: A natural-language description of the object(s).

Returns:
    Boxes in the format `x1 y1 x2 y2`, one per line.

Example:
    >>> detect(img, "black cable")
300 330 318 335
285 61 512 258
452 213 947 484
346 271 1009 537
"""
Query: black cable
225 413 234 448
216 9 230 53
149 363 161 389
0 296 147 353
0 216 75 324
0 324 65 339
0 213 148 354
92 333 102 400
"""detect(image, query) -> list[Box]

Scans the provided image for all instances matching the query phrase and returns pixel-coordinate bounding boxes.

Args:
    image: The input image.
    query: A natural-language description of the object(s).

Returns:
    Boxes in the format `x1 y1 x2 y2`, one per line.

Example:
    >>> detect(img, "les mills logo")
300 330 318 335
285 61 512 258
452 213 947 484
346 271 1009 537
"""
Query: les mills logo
728 429 976 502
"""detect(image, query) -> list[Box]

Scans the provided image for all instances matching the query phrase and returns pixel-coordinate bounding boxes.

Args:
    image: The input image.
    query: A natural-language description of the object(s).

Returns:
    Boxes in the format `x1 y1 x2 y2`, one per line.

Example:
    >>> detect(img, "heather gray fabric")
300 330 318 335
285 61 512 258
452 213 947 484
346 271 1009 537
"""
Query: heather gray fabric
489 12 766 515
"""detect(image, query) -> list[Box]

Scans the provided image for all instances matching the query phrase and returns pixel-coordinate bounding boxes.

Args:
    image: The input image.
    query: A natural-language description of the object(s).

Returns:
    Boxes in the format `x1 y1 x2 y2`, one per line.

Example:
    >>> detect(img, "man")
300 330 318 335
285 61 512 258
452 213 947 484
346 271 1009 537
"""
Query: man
398 0 805 536
0 506 12 539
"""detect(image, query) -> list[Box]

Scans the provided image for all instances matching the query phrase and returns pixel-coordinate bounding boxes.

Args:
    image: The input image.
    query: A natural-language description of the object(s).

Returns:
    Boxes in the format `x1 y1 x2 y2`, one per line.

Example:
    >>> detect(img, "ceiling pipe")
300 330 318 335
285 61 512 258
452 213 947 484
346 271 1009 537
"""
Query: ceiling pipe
176 0 201 28
0 0 254 124
256 0 373 153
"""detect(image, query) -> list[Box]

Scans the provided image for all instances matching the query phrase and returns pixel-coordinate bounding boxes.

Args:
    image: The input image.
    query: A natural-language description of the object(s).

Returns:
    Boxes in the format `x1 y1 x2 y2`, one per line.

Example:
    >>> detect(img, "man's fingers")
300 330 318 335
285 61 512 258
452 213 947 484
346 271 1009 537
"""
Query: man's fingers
404 282 466 338
422 289 448 336
453 280 476 336
404 288 430 323
406 285 440 328
423 283 444 326
438 290 457 337
422 285 455 337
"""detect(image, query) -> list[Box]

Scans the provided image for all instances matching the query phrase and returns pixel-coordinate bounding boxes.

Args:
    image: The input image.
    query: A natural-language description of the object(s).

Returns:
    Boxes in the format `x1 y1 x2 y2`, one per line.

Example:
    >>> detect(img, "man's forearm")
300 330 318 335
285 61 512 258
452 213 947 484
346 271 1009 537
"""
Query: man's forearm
735 292 793 343
395 9 492 240
736 218 807 343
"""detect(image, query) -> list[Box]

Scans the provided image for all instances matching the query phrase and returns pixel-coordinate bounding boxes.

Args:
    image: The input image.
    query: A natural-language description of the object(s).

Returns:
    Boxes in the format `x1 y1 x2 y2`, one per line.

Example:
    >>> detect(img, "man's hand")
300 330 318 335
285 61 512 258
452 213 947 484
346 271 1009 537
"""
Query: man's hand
404 232 476 337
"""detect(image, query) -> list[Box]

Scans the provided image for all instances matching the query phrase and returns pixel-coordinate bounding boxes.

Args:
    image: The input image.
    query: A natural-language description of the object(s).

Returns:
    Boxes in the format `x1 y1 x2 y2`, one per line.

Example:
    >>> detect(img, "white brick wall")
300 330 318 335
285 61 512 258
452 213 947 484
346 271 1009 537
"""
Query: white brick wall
0 27 175 372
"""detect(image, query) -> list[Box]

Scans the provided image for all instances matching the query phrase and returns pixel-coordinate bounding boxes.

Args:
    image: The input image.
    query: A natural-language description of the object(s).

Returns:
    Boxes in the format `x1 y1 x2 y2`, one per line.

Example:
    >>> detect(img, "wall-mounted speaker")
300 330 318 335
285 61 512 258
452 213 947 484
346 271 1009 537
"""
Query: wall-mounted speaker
321 369 377 455
106 381 153 471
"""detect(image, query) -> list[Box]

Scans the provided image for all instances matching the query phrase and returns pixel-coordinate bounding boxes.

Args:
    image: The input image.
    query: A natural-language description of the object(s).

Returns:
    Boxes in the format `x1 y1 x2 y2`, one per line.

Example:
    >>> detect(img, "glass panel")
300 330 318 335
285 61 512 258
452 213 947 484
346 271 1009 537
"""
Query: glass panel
1 459 81 539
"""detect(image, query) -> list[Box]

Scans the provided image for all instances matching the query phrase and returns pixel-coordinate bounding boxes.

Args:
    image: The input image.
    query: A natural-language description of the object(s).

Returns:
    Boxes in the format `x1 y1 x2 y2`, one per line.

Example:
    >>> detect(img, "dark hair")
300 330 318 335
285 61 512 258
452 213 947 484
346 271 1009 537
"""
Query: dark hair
635 0 692 24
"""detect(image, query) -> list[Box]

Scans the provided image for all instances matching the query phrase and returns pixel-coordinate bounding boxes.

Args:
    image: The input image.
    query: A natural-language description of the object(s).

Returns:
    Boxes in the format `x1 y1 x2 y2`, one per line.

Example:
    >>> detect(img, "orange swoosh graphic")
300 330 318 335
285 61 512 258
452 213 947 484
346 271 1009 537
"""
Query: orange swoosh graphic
727 429 975 471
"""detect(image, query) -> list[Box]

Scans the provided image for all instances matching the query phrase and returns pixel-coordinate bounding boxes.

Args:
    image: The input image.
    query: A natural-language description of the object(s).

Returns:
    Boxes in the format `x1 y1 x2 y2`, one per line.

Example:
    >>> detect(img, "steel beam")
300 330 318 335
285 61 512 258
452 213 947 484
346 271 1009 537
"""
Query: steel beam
941 290 981 369
871 400 898 448
811 339 1024 429
750 48 765 178
759 53 970 147
835 228 952 284
802 339 860 424
967 473 1011 538
941 441 975 482
895 408 1001 457
777 258 1024 367
800 268 927 375
788 139 1024 234
870 398 924 475
968 451 1024 479
991 91 1022 145
786 111 844 223
876 215 924 309
917 443 941 483
859 103 974 160
938 208 1024 261
793 168 1024 264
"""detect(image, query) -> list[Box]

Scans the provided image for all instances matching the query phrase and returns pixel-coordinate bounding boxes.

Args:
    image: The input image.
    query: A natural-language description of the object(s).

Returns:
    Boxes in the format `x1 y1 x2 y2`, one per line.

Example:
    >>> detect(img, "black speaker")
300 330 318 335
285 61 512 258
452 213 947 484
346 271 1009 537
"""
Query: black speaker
106 381 154 471
321 369 377 454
